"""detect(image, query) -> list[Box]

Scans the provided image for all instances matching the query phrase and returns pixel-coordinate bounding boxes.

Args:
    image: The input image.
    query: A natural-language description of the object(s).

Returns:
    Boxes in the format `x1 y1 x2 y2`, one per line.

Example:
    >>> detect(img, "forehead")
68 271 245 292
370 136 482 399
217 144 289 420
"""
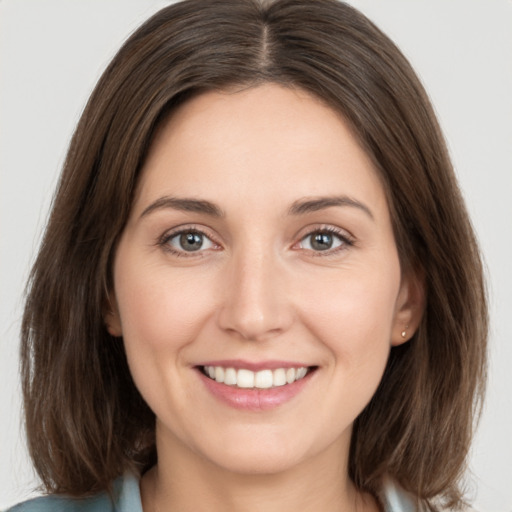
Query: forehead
134 83 388 217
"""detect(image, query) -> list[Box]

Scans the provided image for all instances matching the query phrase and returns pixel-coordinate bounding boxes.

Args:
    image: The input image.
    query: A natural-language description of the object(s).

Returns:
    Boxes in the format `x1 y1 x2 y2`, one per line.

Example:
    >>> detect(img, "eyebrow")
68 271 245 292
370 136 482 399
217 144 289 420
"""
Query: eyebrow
140 196 224 219
139 194 373 220
288 196 374 220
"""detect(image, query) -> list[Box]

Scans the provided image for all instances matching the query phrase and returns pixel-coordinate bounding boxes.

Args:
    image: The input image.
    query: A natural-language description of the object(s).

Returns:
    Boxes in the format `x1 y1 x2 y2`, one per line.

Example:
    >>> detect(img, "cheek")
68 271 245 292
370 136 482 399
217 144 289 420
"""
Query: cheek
297 263 401 364
112 256 220 416
115 261 217 351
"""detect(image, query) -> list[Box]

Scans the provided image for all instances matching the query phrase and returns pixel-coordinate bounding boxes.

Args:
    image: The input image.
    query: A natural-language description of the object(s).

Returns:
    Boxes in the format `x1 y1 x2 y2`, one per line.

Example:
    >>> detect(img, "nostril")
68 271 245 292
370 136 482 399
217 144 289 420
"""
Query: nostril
217 301 293 342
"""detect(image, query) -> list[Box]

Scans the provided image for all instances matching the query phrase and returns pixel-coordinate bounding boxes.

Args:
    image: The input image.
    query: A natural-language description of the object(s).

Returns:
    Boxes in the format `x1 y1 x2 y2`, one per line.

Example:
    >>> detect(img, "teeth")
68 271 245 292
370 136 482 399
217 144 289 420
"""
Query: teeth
237 369 255 388
254 369 273 389
224 367 237 385
203 365 310 389
214 366 225 383
273 368 287 387
296 367 307 379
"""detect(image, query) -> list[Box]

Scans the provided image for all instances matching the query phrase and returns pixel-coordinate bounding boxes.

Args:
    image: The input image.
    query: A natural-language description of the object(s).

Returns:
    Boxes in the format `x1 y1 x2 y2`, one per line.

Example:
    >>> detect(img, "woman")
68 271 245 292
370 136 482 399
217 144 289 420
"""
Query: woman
8 0 487 511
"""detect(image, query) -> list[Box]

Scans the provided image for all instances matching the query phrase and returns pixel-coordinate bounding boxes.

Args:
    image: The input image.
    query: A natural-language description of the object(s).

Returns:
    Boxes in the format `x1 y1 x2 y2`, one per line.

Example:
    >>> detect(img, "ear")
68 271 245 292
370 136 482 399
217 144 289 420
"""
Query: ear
103 292 123 337
391 269 425 346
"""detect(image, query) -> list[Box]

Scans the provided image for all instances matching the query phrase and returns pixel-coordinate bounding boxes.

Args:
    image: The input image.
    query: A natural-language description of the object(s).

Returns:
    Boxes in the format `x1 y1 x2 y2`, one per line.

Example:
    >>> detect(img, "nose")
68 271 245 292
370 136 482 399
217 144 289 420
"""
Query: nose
217 246 293 342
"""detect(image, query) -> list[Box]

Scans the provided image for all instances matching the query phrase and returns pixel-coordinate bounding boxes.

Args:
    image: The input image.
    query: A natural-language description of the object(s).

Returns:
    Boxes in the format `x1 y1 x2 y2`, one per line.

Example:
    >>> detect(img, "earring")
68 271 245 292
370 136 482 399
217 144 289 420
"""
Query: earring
401 330 407 339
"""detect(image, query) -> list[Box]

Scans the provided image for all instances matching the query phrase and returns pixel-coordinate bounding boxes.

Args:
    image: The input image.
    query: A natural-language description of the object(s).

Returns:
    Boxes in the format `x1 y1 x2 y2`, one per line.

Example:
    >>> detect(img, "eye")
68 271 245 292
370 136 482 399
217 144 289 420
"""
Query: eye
164 230 216 254
298 229 351 252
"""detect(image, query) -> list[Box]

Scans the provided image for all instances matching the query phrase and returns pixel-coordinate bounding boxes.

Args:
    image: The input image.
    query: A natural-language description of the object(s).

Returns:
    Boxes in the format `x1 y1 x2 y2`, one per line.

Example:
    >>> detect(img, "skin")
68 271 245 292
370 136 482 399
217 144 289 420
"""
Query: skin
107 84 423 512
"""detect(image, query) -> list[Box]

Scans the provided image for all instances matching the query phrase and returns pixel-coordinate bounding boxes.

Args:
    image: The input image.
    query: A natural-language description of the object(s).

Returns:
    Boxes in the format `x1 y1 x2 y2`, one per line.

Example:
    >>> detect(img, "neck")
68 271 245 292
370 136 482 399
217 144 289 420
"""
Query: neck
141 424 379 512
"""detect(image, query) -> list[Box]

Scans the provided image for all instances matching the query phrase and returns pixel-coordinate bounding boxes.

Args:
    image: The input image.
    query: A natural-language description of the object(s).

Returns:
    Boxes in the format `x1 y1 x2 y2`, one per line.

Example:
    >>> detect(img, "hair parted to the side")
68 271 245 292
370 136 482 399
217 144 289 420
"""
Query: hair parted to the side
21 0 487 509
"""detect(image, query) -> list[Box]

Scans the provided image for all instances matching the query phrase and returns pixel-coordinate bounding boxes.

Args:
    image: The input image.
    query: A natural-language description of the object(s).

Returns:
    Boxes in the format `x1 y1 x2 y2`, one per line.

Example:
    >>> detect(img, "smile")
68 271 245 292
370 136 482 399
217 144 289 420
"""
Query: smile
201 365 311 389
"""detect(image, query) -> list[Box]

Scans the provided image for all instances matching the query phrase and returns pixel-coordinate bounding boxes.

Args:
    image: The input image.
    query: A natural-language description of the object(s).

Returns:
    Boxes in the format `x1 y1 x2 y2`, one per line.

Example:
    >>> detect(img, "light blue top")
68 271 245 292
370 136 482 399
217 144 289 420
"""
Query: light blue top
5 474 142 512
6 474 417 512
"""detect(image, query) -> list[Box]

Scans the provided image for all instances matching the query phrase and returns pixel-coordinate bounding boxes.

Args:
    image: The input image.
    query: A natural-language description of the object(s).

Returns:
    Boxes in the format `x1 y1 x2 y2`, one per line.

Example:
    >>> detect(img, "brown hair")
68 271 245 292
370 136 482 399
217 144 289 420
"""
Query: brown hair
21 0 487 509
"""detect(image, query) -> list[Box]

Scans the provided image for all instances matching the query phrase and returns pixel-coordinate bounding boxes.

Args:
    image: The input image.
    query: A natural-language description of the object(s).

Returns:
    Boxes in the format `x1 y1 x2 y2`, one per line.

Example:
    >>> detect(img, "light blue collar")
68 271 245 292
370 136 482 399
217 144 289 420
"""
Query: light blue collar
116 473 143 512
379 478 417 512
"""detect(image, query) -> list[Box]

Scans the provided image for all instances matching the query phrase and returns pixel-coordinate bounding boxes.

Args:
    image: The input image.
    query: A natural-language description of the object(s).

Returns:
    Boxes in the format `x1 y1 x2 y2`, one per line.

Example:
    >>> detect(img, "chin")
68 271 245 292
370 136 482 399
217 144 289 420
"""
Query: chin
208 447 305 476
190 427 332 477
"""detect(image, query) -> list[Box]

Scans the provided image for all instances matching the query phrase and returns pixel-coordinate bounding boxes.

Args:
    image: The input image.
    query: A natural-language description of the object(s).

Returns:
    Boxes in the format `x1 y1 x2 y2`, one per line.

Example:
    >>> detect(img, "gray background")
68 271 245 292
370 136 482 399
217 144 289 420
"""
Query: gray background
1 1 511 510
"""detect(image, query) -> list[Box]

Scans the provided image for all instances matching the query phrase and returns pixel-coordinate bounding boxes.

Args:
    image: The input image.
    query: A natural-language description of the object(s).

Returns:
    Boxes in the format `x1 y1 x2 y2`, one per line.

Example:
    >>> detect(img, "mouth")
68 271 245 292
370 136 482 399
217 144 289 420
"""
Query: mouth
196 362 317 411
199 365 315 389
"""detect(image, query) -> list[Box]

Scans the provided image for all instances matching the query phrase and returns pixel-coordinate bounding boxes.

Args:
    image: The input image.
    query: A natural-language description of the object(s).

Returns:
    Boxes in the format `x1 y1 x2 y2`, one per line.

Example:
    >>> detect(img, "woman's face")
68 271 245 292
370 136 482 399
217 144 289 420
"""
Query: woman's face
109 84 419 475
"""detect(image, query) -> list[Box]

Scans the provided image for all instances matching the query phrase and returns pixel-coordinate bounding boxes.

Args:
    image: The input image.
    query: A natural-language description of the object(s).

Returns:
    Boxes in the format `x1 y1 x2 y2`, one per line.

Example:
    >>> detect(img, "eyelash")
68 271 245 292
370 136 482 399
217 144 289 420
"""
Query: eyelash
158 225 220 258
157 225 355 257
295 226 355 256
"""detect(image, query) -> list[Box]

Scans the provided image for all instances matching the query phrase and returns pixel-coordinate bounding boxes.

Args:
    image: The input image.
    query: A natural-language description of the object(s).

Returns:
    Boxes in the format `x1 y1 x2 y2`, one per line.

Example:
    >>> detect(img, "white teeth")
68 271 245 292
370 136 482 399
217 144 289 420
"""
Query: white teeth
203 365 310 389
214 366 225 383
254 369 273 389
237 369 255 388
296 367 307 379
224 367 237 385
273 368 287 387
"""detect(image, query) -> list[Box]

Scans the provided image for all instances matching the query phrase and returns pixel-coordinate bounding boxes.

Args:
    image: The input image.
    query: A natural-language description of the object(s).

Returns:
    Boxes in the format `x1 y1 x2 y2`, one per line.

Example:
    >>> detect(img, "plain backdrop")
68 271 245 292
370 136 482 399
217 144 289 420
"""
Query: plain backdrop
1 1 511 510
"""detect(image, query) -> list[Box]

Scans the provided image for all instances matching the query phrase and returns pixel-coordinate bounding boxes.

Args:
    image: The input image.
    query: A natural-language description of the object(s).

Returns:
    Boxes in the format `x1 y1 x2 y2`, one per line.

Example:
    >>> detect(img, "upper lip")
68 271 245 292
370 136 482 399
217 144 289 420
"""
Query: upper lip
195 359 313 372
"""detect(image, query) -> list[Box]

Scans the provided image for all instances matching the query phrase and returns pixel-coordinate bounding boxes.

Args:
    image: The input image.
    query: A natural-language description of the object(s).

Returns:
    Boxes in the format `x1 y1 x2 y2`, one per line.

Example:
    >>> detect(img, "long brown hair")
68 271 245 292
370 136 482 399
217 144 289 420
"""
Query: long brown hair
21 0 487 509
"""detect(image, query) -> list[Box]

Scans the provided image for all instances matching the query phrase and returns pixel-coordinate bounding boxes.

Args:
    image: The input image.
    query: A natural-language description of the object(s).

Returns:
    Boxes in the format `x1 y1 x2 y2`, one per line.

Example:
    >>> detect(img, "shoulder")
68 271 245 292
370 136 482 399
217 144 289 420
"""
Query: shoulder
5 493 112 512
4 474 142 512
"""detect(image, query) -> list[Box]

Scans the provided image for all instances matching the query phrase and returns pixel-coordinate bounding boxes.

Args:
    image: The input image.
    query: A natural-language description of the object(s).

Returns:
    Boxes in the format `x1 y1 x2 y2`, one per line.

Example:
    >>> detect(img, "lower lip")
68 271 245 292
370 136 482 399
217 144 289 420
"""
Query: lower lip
197 369 313 411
